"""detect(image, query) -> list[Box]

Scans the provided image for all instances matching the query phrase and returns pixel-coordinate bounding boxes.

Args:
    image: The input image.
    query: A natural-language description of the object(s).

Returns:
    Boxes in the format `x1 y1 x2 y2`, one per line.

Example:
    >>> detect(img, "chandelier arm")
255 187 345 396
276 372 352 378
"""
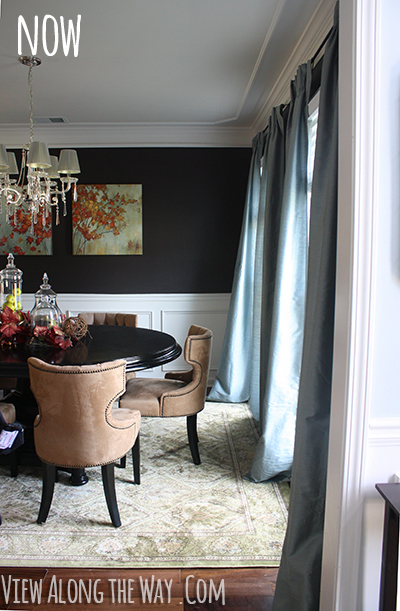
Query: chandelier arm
0 185 23 206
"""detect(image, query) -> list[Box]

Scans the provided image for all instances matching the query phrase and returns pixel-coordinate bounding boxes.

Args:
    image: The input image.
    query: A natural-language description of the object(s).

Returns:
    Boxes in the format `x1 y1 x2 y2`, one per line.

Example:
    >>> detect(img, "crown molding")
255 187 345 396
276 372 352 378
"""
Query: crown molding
0 122 254 149
0 0 335 149
252 0 336 133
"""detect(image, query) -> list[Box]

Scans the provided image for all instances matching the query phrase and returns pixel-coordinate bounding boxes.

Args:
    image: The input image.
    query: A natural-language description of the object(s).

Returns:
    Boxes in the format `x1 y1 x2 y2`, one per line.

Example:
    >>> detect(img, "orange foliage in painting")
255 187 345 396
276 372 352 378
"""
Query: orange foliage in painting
72 185 134 255
0 208 52 255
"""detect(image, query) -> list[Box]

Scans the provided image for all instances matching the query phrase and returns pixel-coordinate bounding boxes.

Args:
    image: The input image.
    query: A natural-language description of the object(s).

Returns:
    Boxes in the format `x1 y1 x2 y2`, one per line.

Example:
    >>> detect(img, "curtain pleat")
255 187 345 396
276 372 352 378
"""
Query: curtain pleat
208 133 265 403
210 63 311 468
272 4 338 610
248 62 311 482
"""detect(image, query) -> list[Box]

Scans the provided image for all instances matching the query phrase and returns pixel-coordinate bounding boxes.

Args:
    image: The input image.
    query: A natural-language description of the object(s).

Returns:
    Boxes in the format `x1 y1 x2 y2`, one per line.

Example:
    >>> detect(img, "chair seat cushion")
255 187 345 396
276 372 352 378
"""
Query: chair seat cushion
120 378 185 416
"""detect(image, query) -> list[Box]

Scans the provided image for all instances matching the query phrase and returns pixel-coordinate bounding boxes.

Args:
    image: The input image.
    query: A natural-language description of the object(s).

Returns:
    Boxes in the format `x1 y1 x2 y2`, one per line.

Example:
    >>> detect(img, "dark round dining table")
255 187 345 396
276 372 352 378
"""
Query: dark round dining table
0 325 182 484
0 325 182 378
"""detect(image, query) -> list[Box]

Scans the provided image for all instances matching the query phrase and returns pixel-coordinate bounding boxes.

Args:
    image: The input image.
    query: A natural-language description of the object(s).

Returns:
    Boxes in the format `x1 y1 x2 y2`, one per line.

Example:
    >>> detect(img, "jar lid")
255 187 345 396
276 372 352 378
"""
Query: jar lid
35 273 57 299
0 253 23 280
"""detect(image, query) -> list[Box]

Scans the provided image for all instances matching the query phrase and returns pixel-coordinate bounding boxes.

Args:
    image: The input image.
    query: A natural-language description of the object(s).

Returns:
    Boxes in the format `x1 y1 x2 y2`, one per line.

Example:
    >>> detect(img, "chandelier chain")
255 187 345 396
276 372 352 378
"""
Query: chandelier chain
28 64 34 145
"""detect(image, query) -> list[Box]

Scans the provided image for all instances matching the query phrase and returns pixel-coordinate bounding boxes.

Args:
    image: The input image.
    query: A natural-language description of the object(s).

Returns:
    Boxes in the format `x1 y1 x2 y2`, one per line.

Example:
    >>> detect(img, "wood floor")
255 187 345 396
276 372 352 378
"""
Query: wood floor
0 567 278 610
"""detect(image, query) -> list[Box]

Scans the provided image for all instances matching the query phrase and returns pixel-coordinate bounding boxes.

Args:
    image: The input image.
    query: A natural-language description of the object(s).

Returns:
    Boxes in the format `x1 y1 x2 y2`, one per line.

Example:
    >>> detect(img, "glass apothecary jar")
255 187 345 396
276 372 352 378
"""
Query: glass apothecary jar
0 253 23 313
30 273 64 329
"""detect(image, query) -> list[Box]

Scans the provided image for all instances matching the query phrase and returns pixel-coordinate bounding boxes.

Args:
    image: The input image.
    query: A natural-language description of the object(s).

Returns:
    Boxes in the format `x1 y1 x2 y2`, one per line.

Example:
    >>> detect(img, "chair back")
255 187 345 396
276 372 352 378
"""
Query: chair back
79 312 138 327
161 325 212 417
28 357 134 468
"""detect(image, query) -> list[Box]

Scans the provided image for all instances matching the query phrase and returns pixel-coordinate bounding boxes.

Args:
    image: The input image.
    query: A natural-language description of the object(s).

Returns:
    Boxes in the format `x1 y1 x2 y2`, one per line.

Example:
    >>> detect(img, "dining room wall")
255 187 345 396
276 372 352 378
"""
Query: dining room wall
13 146 251 295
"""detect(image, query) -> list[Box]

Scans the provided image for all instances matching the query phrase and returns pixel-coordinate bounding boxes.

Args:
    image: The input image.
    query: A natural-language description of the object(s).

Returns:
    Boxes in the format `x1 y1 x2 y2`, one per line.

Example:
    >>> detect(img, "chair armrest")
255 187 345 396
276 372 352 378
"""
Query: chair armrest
107 406 141 430
165 370 193 384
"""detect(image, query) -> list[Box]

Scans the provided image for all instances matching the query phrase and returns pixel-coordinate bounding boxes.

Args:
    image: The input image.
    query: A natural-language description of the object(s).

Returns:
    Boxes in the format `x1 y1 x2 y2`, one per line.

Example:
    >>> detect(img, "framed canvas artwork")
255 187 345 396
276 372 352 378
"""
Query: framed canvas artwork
72 184 142 255
0 207 52 255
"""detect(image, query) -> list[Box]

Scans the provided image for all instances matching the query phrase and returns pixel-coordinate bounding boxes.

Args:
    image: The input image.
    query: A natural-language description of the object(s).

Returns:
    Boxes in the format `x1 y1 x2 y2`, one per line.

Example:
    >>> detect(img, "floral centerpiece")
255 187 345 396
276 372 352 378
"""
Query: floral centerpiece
0 306 74 350
0 257 79 351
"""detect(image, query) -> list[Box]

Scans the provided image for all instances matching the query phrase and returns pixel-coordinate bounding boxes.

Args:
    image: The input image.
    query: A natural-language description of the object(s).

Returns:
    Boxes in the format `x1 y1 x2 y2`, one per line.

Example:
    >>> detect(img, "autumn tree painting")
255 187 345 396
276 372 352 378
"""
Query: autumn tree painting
72 184 142 255
0 206 52 255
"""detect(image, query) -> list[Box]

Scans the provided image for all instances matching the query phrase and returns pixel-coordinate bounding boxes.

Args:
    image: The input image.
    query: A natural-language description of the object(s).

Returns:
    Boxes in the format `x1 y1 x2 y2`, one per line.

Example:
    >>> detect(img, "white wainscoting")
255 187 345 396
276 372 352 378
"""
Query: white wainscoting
21 293 230 383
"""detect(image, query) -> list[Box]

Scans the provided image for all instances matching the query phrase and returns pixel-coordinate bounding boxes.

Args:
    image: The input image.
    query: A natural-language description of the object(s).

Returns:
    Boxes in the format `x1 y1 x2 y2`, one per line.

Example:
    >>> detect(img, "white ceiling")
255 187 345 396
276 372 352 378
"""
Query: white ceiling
0 0 333 147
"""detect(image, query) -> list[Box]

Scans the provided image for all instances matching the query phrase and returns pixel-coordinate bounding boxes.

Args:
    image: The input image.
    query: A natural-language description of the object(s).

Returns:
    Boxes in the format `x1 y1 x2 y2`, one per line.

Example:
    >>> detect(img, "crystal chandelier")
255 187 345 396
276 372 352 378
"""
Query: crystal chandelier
0 56 80 230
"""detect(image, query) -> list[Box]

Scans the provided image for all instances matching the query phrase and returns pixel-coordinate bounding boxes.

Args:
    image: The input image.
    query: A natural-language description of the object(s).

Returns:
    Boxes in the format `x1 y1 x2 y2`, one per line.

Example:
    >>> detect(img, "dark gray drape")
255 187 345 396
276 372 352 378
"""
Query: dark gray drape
272 4 338 611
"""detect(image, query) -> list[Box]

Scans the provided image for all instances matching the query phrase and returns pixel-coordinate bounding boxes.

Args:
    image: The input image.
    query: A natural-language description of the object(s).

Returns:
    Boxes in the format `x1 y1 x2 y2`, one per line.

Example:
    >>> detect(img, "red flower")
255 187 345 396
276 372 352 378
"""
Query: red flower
0 306 20 338
33 325 49 338
0 306 31 345
48 326 73 349
53 335 73 350
1 306 20 325
0 322 19 338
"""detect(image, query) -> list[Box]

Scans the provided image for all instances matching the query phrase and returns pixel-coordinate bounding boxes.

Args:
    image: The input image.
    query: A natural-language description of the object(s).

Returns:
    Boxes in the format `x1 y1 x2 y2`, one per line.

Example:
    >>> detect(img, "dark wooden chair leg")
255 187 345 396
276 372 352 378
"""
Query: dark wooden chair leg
132 434 140 484
116 455 127 469
37 463 57 524
187 414 201 465
9 451 18 478
101 464 121 528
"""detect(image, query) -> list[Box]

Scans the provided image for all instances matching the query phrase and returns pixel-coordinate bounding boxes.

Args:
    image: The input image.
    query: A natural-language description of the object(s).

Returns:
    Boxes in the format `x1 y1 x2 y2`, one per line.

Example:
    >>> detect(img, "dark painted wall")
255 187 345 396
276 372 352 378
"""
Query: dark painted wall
10 147 251 294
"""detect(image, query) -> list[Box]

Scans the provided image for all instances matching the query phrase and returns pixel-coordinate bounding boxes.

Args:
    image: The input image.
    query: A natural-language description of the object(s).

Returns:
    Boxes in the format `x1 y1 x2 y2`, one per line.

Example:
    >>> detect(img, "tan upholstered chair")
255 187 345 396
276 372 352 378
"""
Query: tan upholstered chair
78 312 138 380
28 357 141 528
78 312 138 327
120 325 212 465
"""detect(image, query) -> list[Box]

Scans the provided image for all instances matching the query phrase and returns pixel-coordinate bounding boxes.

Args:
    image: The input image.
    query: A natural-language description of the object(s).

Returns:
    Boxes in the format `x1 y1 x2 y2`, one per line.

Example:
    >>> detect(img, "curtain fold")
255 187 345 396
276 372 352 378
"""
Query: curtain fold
208 133 265 404
248 62 311 482
210 61 311 482
272 4 338 610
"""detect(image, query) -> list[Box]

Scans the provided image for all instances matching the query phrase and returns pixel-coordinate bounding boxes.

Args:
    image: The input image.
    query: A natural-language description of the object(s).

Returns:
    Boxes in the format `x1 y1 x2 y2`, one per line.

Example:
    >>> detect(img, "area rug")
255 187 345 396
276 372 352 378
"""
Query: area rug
0 402 289 568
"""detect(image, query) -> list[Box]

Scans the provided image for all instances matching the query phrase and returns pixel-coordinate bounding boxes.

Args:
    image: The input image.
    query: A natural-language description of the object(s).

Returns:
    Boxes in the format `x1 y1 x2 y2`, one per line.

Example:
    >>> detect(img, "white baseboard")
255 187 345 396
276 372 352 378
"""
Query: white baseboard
21 292 230 382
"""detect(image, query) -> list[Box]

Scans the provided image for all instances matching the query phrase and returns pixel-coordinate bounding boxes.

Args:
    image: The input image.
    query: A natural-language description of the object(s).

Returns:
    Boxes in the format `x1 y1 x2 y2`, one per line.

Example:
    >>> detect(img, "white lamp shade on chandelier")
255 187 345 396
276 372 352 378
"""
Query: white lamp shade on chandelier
0 56 81 230
5 153 19 175
0 145 9 171
58 149 81 174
